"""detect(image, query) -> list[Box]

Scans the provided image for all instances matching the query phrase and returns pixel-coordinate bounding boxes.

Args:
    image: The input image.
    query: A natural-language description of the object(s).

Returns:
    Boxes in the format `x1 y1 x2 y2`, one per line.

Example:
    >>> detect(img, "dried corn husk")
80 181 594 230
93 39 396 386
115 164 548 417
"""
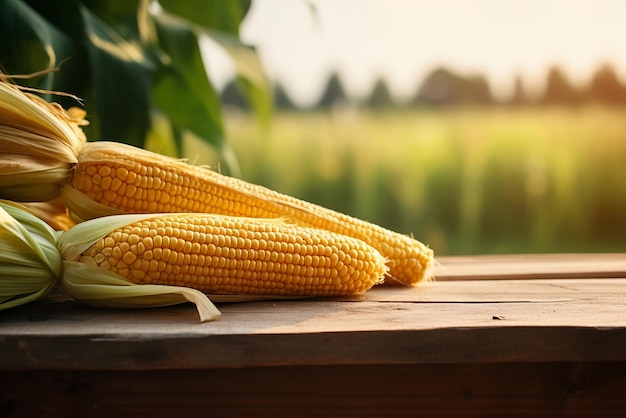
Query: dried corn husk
0 79 86 201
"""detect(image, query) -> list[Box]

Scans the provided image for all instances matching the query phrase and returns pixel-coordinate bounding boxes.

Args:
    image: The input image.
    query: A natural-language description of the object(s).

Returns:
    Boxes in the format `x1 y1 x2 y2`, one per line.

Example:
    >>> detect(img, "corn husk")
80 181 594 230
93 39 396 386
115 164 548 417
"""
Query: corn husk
0 200 61 310
61 260 222 322
0 79 87 201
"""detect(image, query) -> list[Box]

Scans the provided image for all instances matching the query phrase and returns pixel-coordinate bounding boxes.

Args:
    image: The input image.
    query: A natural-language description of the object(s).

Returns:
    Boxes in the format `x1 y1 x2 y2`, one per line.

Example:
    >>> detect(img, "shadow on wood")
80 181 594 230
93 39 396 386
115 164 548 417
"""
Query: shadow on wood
2 362 624 417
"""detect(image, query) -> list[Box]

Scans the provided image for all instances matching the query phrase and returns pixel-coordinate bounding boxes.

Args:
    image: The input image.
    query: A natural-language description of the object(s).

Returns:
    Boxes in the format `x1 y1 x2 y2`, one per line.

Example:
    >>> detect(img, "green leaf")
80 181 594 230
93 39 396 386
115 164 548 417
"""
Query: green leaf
206 30 273 127
154 2 272 127
157 0 251 35
0 0 270 163
152 69 223 149
80 5 153 147
0 0 76 92
237 76 273 130
152 11 227 156
80 0 142 39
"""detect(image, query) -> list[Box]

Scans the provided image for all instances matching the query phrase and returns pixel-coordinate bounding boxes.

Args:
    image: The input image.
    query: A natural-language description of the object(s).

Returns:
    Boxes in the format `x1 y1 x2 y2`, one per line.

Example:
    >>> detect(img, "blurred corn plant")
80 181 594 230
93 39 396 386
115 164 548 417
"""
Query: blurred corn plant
0 0 271 175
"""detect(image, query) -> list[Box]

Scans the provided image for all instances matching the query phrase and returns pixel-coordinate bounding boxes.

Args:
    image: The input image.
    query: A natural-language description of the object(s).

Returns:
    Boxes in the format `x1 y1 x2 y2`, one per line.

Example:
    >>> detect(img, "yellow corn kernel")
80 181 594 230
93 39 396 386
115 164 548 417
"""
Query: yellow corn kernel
63 142 434 286
76 214 388 297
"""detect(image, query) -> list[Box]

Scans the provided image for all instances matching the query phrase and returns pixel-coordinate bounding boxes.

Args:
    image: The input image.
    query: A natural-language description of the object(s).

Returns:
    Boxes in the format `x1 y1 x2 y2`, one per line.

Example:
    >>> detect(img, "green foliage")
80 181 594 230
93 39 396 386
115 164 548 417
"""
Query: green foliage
366 78 395 109
80 5 153 148
273 82 296 110
414 67 493 107
315 72 348 109
222 80 295 110
0 0 271 173
541 66 580 105
158 0 250 35
587 63 626 104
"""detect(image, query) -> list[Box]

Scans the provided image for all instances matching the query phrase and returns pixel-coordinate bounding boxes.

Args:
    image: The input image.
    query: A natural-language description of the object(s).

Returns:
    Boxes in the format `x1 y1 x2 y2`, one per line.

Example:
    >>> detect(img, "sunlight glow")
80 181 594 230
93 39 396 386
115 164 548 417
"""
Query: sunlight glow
239 0 626 105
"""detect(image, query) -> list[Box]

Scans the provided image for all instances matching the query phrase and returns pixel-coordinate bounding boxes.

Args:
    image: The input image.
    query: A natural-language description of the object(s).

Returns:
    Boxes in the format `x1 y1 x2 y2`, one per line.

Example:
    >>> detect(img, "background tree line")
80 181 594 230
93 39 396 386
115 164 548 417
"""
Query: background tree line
222 62 626 110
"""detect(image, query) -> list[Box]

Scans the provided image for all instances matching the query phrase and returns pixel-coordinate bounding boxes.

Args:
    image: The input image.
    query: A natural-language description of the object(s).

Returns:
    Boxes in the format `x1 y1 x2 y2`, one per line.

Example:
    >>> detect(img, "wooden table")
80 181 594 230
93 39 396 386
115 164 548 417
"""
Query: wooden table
2 254 626 417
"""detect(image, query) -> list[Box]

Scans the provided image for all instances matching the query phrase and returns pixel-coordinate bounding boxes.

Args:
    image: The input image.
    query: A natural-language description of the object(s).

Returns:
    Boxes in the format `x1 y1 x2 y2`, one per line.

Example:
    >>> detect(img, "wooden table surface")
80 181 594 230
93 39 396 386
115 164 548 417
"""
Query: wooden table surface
2 253 626 417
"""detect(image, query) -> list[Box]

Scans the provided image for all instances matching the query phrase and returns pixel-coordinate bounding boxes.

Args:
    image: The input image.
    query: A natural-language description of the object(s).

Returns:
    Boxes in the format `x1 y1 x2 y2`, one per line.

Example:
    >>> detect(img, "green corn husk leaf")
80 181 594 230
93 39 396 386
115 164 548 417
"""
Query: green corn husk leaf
0 200 61 310
61 260 221 322
58 212 222 322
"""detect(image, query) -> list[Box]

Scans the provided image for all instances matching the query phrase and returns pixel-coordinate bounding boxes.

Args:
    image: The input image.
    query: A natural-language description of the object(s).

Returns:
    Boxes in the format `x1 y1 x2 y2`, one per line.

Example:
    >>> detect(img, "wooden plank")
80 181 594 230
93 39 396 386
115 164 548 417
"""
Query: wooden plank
2 363 626 417
356 278 626 302
434 253 626 280
5 279 626 334
2 279 626 369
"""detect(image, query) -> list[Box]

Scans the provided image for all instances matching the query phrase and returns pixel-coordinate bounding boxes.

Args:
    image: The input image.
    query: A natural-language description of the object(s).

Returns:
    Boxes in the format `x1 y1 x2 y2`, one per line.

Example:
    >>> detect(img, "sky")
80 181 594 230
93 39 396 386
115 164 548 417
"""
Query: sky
205 0 626 106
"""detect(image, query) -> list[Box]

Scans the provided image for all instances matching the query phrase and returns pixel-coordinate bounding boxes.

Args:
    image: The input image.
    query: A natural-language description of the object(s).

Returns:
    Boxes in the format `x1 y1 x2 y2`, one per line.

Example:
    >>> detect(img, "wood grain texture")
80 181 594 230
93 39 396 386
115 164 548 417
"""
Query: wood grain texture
434 253 626 280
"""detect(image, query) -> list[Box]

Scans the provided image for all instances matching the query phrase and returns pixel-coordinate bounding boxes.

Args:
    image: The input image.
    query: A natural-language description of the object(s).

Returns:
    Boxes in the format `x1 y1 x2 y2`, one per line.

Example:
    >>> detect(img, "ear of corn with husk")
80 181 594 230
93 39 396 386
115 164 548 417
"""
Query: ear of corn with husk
0 76 434 287
0 201 388 321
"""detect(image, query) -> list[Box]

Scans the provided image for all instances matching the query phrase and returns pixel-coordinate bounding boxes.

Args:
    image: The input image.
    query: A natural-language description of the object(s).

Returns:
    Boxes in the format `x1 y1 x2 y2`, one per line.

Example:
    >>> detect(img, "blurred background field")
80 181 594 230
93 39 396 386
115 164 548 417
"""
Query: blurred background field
197 105 626 256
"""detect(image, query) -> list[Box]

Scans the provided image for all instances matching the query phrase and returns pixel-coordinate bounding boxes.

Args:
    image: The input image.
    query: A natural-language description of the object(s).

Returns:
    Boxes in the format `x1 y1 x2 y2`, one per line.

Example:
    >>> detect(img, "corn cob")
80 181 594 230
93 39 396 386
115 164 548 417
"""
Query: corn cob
61 213 387 297
0 77 434 286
